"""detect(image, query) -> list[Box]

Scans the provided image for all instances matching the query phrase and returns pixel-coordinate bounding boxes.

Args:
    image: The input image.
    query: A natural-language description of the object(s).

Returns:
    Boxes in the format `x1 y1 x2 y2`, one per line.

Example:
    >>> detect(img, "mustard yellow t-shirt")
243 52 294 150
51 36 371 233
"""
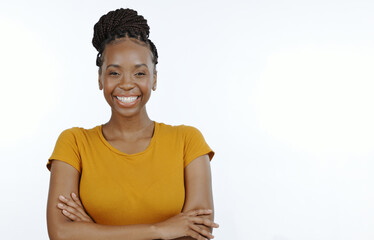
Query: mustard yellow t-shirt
47 122 214 225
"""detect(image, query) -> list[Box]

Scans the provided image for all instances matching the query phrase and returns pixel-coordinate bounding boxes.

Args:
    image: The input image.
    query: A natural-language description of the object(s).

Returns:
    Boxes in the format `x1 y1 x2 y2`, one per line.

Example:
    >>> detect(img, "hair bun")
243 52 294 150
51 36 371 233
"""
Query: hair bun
92 8 150 53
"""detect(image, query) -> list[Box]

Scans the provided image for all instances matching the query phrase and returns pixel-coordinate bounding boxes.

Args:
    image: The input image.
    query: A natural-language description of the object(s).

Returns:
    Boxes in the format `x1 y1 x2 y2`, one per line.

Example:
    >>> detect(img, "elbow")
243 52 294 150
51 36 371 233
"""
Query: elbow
47 222 71 240
48 233 64 240
48 229 63 240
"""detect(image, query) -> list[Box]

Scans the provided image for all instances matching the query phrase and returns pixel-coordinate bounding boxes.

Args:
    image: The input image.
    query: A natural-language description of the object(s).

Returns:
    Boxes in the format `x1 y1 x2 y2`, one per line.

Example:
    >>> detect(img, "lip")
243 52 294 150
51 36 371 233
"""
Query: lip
114 95 140 107
115 94 139 97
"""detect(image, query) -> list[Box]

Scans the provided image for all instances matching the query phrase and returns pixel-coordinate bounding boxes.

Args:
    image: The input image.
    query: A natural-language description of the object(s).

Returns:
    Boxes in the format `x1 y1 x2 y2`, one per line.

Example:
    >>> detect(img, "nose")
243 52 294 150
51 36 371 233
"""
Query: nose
118 74 135 90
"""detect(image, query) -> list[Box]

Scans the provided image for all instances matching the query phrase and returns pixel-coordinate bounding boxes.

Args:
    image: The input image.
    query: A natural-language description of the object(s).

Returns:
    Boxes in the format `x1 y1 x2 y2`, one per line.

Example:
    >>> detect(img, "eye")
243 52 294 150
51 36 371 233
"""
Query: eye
109 71 120 76
135 72 146 76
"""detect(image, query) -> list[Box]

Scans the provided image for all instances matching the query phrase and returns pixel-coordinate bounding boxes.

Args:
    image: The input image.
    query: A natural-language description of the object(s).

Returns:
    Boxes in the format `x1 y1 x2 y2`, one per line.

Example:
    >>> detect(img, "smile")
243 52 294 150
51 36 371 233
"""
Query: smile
116 96 139 103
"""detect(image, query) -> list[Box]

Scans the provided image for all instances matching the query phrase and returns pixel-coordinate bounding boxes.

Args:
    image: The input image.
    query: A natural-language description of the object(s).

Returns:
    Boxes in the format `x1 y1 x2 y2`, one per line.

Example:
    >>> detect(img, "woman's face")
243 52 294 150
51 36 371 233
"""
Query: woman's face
99 37 157 119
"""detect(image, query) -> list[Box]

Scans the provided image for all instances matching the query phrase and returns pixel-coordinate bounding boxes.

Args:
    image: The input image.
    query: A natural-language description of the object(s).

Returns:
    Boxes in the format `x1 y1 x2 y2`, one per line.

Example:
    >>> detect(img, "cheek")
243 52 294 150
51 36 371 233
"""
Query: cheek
103 77 117 89
136 77 152 91
142 82 153 95
102 80 116 97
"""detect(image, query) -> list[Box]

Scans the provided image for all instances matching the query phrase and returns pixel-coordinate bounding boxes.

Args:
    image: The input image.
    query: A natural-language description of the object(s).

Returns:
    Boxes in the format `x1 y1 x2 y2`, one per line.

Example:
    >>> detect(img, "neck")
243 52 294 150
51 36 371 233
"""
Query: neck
104 108 153 135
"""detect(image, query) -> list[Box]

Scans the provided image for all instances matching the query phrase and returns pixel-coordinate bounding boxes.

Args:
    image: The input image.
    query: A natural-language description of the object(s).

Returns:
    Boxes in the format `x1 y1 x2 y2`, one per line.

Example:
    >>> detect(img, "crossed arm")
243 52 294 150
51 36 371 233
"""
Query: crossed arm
47 154 218 240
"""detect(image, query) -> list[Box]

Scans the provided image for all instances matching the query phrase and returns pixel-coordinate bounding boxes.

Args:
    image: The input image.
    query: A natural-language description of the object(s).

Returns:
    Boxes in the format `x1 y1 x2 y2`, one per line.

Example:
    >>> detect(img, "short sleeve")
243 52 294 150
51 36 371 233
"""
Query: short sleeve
183 126 214 168
46 128 82 173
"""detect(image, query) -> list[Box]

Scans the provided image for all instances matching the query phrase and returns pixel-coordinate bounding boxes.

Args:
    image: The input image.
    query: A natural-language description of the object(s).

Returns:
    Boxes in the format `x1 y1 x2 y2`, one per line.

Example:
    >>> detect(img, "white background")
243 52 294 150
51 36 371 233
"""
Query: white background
1 0 373 239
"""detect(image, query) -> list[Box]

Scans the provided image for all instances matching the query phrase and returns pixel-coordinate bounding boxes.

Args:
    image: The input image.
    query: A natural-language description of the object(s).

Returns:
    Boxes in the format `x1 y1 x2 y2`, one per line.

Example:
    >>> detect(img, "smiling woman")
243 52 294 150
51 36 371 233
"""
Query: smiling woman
99 38 156 119
46 8 218 240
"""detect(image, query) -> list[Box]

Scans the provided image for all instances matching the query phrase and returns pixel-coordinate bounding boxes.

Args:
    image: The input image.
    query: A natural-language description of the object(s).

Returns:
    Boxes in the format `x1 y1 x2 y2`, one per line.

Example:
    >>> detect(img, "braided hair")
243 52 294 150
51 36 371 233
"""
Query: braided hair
92 8 158 70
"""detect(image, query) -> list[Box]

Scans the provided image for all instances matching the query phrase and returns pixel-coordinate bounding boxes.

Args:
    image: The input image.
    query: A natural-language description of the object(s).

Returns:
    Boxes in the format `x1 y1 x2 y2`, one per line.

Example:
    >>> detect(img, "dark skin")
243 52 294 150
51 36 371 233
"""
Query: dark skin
47 37 218 240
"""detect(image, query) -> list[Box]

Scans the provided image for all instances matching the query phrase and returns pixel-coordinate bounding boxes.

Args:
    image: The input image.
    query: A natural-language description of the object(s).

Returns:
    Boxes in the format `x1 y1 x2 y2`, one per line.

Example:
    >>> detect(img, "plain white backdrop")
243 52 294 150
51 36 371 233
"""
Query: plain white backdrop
1 0 373 239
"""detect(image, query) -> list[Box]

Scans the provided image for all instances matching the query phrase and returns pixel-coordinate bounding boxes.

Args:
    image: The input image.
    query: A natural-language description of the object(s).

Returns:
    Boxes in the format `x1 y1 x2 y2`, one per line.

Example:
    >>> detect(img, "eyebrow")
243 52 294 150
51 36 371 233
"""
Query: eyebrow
106 64 121 69
106 64 148 70
134 64 148 69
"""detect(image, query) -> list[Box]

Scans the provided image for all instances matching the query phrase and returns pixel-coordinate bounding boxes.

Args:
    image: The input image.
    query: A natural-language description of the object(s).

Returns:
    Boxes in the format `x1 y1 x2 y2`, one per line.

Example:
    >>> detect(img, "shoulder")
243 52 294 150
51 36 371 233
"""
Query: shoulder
157 122 203 136
157 123 214 166
48 126 100 172
56 125 100 141
156 122 208 147
58 127 82 137
51 126 101 150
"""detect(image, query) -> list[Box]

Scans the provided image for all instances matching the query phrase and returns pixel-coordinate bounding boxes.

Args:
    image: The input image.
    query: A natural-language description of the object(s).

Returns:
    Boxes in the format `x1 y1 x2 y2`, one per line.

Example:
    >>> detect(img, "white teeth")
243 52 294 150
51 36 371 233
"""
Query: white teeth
116 96 138 103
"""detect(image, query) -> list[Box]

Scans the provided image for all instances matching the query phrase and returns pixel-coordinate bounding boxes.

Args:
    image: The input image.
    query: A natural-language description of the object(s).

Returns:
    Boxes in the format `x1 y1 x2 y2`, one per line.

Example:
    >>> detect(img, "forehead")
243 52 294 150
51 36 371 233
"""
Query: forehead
102 38 153 66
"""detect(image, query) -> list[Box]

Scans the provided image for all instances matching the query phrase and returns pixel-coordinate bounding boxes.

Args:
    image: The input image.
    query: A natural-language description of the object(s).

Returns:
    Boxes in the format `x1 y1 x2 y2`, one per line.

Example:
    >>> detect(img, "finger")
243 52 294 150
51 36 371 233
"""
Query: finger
59 198 92 223
57 203 66 210
71 193 83 207
187 229 208 240
70 197 88 218
80 216 92 223
191 217 219 228
186 209 213 217
59 195 81 209
62 196 87 217
190 224 214 239
58 202 86 220
58 195 69 203
63 197 80 209
62 209 82 222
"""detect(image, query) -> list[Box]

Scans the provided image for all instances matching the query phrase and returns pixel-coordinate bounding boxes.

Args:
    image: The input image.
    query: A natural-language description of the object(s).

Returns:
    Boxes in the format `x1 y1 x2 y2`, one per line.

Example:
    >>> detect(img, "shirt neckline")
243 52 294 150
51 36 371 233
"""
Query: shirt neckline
96 121 159 157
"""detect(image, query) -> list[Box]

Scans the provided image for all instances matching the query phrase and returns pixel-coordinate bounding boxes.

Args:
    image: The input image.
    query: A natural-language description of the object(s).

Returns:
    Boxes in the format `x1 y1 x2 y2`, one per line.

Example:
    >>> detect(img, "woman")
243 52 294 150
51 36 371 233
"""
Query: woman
46 8 218 240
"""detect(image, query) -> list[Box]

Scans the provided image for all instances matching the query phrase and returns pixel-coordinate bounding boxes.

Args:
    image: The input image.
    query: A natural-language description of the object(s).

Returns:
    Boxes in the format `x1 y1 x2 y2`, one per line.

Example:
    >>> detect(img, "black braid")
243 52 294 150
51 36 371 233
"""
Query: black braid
92 8 158 68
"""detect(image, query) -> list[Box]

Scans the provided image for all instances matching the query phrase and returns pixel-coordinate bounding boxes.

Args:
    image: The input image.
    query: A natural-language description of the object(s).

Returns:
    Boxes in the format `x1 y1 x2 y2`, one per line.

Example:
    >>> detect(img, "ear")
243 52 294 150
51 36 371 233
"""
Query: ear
152 71 157 91
98 70 103 90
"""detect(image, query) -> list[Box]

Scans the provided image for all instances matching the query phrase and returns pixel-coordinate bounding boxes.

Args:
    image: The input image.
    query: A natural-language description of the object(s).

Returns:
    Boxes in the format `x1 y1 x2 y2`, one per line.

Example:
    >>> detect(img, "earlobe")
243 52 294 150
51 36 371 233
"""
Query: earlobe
98 76 103 90
98 68 104 90
152 73 157 91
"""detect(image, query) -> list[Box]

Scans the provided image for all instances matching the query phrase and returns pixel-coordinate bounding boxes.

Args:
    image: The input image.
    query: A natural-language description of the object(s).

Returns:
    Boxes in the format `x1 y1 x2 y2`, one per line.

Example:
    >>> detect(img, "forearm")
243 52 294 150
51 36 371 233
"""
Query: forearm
172 237 195 240
171 223 213 240
49 221 160 240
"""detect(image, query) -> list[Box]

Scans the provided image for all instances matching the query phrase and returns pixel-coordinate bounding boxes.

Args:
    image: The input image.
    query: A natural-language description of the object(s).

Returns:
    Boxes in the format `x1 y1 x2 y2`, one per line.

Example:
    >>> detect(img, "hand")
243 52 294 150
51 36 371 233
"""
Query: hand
155 209 219 240
57 192 94 223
